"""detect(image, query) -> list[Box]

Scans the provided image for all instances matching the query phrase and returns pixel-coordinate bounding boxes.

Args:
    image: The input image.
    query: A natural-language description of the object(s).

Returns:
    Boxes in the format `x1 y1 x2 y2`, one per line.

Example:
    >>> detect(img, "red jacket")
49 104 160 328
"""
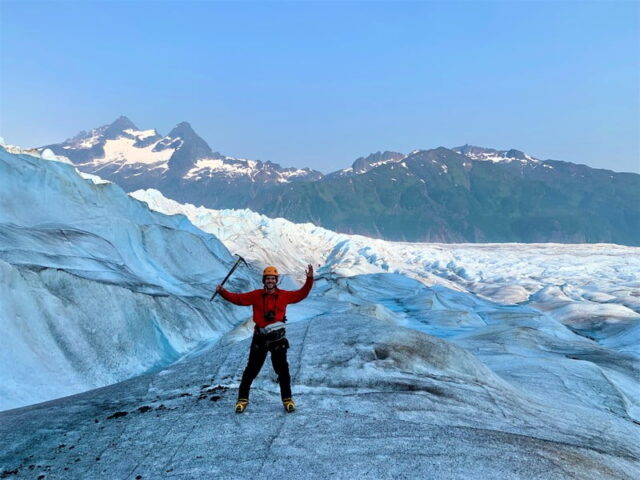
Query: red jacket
219 276 313 329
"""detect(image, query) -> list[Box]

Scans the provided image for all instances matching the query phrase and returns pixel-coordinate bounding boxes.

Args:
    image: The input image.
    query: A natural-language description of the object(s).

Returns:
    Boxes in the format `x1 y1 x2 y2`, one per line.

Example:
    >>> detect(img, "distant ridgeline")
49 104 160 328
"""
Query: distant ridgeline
42 116 640 245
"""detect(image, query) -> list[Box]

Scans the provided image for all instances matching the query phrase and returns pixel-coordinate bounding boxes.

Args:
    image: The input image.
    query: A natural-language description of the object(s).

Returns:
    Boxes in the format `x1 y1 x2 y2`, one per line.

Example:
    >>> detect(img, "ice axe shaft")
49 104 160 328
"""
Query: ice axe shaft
210 254 247 301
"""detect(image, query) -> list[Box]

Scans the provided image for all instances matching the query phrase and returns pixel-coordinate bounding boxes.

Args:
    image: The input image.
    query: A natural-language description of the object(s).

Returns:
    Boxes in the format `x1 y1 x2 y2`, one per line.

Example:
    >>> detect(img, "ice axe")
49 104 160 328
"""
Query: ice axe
210 254 248 301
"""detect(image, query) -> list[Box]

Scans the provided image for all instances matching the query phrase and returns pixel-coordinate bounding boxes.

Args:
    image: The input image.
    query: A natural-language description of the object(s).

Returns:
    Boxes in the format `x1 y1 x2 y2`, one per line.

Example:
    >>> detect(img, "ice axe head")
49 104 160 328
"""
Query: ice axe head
235 254 248 267
209 253 248 301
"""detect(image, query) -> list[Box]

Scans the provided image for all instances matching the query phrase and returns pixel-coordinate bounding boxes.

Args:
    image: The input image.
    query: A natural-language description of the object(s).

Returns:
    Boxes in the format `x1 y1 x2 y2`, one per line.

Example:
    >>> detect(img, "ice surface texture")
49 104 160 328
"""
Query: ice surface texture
1 311 638 479
0 148 255 410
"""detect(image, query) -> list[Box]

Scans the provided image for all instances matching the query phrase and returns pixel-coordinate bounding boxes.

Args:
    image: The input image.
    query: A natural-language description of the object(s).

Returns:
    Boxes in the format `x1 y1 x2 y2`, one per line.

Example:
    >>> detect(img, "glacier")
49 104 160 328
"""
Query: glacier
0 147 257 411
0 147 639 478
132 188 640 354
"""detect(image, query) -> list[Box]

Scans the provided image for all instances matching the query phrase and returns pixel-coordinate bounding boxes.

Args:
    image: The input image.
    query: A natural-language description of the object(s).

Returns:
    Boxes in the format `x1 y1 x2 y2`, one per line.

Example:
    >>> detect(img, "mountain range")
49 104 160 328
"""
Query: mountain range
41 116 640 245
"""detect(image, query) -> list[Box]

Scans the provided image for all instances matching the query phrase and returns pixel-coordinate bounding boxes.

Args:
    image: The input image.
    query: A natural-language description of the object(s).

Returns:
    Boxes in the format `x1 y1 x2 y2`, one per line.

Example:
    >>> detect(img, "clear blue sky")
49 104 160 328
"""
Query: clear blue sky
1 0 638 173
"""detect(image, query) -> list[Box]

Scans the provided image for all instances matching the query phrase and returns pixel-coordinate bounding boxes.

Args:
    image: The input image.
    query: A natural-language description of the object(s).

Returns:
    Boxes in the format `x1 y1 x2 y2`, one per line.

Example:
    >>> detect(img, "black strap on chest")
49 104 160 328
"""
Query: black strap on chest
261 290 287 323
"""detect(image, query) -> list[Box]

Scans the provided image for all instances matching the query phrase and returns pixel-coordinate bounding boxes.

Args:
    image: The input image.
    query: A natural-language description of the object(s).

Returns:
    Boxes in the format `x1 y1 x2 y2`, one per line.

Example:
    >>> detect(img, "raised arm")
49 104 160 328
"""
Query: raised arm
217 285 256 306
283 265 314 304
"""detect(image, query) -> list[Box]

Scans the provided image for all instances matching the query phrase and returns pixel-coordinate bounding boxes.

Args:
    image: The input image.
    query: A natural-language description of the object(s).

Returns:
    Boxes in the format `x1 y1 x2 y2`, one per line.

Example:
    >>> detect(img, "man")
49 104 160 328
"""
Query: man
216 264 313 413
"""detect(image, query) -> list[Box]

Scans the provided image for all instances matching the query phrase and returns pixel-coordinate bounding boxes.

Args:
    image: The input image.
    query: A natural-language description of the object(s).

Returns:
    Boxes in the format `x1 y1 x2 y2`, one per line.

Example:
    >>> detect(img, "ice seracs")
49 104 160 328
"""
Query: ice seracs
131 188 640 354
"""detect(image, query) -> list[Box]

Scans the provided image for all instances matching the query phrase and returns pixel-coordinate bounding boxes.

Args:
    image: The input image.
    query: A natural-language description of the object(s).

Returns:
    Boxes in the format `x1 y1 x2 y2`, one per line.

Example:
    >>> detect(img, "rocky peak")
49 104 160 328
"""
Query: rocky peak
166 122 222 175
505 149 528 160
453 145 536 162
104 115 139 140
351 151 405 174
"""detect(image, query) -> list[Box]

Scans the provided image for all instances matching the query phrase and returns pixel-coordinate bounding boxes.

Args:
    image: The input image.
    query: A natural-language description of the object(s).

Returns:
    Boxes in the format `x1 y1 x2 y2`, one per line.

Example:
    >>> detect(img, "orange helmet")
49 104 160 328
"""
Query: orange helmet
263 266 279 277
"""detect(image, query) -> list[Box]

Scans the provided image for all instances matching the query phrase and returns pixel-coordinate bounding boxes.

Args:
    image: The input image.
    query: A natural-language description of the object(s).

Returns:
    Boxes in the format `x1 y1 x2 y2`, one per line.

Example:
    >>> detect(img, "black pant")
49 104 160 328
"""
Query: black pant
238 334 291 400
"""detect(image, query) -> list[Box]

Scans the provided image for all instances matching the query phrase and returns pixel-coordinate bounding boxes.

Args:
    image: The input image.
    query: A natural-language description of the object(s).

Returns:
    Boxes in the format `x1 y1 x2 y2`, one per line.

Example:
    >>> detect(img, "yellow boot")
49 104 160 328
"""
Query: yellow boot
282 397 296 413
235 398 249 413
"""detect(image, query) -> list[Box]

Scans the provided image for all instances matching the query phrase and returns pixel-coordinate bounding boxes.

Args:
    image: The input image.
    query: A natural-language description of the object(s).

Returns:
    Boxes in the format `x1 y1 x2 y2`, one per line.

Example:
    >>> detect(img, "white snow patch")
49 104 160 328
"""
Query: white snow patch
93 136 174 169
124 128 157 140
184 158 258 179
76 133 102 149
463 151 539 164
281 168 312 179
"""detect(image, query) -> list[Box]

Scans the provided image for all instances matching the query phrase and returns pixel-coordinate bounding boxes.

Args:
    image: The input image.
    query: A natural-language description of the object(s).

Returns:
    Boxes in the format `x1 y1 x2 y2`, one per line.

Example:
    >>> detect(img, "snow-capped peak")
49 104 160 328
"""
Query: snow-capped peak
37 116 325 196
453 144 538 164
329 151 406 177
183 156 323 184
166 121 206 145
103 115 138 139
40 117 219 175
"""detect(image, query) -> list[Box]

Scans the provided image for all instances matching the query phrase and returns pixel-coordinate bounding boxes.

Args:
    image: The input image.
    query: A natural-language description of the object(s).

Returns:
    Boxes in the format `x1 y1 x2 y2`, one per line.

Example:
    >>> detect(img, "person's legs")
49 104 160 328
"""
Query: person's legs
270 342 292 400
238 336 268 400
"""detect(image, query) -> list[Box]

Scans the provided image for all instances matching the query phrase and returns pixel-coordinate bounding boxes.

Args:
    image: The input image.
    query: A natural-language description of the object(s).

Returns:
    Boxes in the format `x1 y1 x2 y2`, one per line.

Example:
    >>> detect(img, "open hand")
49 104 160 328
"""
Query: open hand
306 264 314 278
